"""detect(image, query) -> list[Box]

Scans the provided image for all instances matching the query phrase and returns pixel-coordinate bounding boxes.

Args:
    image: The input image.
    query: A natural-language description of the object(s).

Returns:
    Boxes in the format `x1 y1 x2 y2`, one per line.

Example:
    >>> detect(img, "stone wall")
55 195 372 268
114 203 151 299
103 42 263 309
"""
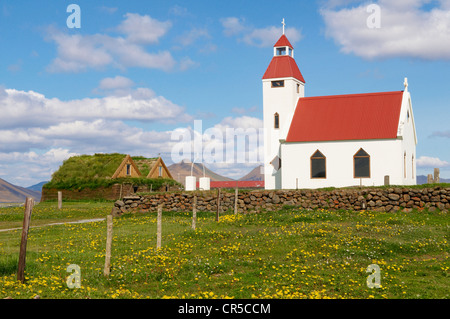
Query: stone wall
111 186 450 216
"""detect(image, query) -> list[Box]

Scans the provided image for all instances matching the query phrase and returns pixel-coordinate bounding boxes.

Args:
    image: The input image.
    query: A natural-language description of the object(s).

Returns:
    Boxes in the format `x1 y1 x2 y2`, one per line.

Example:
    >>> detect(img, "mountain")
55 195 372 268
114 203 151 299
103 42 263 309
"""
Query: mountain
417 175 450 184
0 178 41 203
168 160 234 185
26 181 48 192
239 165 264 181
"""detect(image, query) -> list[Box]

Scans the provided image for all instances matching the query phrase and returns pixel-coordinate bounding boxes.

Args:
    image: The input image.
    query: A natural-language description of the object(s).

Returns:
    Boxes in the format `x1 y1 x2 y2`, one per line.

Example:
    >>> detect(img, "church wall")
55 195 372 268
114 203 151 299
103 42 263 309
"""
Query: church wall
263 77 304 190
281 138 407 189
398 91 417 185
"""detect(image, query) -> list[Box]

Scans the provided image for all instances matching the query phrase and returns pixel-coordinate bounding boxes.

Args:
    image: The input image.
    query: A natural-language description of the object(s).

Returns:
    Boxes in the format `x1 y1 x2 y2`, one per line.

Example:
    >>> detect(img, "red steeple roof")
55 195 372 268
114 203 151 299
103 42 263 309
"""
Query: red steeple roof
263 34 305 82
262 55 305 83
286 91 404 142
274 34 293 48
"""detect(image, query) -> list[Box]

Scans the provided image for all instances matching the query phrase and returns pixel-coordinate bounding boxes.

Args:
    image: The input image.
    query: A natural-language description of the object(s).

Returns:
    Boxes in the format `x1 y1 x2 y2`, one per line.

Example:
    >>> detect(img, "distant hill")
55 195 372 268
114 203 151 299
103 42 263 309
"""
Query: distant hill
26 181 48 192
168 160 234 185
417 175 450 184
0 178 41 203
239 165 264 181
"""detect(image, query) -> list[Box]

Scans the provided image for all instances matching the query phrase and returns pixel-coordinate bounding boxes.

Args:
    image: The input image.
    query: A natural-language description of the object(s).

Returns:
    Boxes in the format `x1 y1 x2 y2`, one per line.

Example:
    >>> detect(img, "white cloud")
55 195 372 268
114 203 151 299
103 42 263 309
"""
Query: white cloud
221 17 246 36
98 76 135 90
116 13 172 44
321 0 450 60
416 156 450 168
179 57 199 71
215 116 263 130
0 87 192 129
177 27 210 47
243 26 302 48
431 130 450 138
46 14 176 73
221 17 303 47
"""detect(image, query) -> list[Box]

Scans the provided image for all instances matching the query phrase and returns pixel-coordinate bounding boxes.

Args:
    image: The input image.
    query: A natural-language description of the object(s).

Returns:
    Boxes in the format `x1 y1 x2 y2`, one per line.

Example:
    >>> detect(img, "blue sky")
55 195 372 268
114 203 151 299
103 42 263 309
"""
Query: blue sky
0 0 449 187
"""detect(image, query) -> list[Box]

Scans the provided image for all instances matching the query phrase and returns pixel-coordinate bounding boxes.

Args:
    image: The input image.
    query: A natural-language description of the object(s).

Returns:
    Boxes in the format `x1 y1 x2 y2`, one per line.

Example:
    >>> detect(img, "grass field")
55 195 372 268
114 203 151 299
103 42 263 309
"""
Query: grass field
0 201 448 299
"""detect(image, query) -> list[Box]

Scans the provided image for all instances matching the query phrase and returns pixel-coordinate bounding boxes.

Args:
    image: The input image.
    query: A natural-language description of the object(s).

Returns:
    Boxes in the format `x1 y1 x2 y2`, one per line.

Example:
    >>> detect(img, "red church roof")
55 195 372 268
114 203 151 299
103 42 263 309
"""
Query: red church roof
285 91 404 142
262 55 305 83
274 34 293 48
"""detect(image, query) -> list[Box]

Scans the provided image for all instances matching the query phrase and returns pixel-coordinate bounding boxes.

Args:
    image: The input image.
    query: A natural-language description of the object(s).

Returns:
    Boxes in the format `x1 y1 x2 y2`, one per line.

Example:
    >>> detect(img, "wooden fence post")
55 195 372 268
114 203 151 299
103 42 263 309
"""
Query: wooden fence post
58 191 62 209
17 197 34 283
234 188 238 215
104 215 113 276
192 195 197 230
216 188 221 222
157 205 162 249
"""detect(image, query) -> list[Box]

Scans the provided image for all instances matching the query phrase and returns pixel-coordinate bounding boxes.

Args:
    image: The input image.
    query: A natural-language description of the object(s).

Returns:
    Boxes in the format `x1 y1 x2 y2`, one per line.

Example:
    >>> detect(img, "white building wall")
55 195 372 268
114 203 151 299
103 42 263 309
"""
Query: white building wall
398 90 418 185
281 139 407 189
263 77 304 190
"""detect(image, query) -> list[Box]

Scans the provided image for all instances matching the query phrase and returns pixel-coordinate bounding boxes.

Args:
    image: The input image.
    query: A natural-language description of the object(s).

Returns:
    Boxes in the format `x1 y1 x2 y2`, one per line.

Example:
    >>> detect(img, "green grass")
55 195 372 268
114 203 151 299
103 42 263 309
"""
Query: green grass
0 202 448 299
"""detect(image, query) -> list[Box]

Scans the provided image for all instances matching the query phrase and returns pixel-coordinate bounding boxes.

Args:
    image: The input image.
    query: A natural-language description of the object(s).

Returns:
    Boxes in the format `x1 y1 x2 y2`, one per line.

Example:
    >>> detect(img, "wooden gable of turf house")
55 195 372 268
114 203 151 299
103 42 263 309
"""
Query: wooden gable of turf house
112 155 142 178
112 155 173 180
142 157 173 179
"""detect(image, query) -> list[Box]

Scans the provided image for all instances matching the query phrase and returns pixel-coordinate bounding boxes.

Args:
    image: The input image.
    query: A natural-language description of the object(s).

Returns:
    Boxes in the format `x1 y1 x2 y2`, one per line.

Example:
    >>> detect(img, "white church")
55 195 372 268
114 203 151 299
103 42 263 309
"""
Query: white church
263 28 417 190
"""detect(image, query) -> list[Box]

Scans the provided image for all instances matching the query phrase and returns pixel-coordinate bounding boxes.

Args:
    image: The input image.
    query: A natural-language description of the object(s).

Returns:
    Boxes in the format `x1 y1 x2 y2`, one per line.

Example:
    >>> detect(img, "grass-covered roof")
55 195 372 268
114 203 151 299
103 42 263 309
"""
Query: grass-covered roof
44 153 177 190
49 153 158 181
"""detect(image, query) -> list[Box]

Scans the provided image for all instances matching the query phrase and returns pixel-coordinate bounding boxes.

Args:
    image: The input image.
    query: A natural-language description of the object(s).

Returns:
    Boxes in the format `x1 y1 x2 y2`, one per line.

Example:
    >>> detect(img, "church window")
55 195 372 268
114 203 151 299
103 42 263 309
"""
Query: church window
354 148 370 178
297 83 300 93
159 166 163 177
271 80 284 88
126 164 131 176
311 150 326 179
274 113 280 129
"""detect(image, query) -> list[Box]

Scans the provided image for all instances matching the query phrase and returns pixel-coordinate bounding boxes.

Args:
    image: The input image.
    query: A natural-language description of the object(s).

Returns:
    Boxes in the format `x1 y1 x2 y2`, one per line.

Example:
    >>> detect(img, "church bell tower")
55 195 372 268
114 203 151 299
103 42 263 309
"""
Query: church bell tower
262 19 305 190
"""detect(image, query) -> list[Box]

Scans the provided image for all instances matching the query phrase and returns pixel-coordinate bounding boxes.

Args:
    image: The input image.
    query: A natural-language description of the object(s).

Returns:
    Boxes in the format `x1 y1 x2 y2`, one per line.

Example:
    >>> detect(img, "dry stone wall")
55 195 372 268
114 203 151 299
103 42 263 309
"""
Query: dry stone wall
112 186 450 216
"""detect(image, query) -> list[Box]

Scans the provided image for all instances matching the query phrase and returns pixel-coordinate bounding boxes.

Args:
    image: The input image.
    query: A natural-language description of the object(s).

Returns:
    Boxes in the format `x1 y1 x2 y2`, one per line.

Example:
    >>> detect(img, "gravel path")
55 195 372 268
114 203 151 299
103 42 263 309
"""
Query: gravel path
0 218 105 233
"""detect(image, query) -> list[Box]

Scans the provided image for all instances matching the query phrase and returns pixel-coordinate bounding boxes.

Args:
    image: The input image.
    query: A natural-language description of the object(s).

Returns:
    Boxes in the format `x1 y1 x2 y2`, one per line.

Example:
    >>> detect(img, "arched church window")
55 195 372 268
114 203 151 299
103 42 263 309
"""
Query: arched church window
354 148 370 178
311 150 326 179
274 113 280 129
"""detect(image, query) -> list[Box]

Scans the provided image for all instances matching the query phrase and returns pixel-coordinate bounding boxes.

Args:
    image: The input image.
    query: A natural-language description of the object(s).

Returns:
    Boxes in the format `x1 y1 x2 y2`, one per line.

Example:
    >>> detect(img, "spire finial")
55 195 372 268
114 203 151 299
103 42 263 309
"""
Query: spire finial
282 18 286 35
404 77 408 91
